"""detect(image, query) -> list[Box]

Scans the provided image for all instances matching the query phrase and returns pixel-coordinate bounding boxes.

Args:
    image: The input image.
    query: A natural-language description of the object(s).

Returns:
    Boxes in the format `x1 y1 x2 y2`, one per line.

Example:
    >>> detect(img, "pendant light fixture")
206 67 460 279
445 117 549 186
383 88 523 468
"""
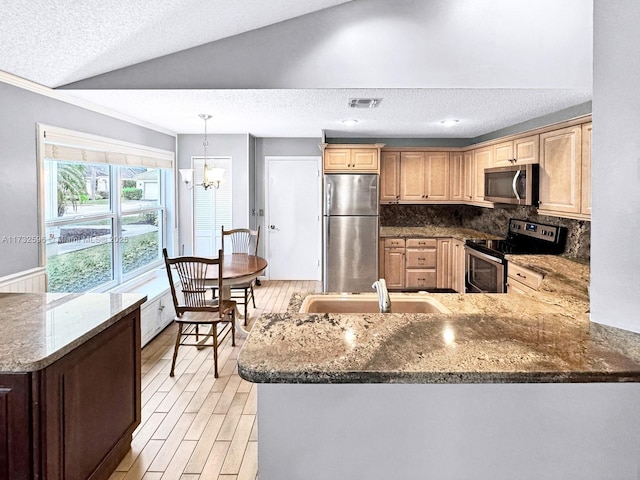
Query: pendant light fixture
179 114 225 190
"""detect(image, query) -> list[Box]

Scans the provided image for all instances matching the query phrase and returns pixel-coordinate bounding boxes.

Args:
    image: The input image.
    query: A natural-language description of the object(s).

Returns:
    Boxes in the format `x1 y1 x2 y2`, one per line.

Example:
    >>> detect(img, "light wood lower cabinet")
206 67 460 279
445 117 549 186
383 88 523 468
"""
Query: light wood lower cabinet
406 238 437 289
381 237 466 292
507 262 543 294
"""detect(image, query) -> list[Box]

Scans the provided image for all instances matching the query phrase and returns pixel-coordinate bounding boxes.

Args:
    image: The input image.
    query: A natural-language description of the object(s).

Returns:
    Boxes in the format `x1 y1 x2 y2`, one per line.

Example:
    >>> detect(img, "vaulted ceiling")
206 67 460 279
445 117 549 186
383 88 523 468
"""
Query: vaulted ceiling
0 0 593 137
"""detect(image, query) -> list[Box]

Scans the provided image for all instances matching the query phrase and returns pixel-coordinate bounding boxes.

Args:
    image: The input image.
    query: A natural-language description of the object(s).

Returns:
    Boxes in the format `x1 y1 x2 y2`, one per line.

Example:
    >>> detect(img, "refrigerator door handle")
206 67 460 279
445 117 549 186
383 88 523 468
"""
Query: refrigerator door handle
326 182 332 215
370 185 378 210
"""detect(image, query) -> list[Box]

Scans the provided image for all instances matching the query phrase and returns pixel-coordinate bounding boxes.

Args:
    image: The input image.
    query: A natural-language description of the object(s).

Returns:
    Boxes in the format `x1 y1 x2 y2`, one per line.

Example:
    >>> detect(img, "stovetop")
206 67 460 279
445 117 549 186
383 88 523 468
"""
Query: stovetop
465 219 567 259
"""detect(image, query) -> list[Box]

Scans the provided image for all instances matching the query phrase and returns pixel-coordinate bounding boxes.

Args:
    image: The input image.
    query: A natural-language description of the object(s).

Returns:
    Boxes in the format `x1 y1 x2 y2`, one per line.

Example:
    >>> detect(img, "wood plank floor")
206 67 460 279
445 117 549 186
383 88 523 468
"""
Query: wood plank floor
110 280 321 480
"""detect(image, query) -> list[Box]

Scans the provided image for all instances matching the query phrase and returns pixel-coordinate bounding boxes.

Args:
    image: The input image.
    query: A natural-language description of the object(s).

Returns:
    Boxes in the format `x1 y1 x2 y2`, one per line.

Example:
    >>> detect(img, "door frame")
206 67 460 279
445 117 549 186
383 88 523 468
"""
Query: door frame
264 156 322 280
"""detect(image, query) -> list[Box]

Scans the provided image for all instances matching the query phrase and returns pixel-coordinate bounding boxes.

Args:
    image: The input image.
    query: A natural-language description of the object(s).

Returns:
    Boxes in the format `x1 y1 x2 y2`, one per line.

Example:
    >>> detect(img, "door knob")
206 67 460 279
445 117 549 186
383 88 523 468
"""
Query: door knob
270 225 277 230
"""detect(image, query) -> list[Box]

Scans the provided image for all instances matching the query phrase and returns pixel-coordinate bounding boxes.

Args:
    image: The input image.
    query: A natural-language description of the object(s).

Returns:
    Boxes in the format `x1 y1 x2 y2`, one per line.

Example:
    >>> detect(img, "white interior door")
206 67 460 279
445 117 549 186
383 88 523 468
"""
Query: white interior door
266 156 321 280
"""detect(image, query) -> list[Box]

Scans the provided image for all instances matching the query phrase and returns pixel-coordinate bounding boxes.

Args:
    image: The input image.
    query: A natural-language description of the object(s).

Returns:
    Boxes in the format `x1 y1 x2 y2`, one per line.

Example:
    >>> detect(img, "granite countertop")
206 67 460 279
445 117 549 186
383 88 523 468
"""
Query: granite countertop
238 255 640 384
380 226 501 241
0 292 147 372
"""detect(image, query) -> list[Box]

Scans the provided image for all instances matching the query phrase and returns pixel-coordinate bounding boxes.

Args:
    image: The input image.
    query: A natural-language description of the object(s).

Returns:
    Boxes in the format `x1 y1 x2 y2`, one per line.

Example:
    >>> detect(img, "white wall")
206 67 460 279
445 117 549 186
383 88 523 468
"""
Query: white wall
591 0 640 332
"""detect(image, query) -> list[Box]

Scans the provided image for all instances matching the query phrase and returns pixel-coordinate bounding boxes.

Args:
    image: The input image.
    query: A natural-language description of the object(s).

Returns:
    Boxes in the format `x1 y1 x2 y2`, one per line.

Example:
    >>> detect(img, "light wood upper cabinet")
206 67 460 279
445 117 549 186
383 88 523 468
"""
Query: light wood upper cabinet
493 135 539 167
472 147 493 205
450 153 465 201
323 148 351 170
538 126 583 216
351 149 378 171
581 123 592 216
323 146 380 172
400 152 450 202
380 151 401 203
462 150 474 202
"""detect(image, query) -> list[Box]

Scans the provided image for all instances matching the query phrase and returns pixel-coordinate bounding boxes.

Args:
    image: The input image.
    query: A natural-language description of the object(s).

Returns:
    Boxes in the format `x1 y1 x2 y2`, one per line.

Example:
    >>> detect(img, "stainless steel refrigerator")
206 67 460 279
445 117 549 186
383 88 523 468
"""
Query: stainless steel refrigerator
323 173 379 292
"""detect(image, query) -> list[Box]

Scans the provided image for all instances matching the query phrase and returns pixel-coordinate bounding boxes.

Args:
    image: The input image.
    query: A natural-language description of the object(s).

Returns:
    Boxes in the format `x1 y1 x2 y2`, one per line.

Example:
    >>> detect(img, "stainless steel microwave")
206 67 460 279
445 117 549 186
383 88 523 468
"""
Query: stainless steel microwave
484 164 539 205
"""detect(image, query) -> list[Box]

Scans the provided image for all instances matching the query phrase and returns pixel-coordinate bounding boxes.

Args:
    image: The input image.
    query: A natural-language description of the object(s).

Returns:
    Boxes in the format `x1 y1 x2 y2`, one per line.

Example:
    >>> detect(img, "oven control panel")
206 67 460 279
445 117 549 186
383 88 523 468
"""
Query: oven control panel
508 219 561 244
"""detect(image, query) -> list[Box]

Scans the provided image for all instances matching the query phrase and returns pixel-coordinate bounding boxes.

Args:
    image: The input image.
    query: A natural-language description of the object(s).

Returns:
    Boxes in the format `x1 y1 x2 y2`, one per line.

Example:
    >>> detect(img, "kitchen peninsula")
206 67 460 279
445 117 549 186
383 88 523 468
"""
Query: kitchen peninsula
0 292 146 480
238 257 640 480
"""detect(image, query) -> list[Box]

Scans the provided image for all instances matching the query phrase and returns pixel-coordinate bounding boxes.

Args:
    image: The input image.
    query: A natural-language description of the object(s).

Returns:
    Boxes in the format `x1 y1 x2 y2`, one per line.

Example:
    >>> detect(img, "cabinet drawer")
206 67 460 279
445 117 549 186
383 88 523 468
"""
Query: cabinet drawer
406 238 437 248
406 269 437 289
406 249 437 268
507 263 543 291
384 238 405 248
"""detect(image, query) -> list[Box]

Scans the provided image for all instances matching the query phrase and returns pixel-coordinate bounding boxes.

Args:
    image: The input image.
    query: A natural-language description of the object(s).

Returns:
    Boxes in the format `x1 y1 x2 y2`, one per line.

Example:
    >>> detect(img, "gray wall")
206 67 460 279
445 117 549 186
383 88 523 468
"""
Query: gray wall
0 82 176 277
591 0 640 332
177 133 250 255
253 137 322 256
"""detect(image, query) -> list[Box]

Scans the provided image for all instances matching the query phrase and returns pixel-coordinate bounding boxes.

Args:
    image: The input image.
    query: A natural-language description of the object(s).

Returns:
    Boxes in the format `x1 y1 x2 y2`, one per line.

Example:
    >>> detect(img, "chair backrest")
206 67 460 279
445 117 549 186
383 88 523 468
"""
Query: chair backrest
221 225 260 255
163 248 224 316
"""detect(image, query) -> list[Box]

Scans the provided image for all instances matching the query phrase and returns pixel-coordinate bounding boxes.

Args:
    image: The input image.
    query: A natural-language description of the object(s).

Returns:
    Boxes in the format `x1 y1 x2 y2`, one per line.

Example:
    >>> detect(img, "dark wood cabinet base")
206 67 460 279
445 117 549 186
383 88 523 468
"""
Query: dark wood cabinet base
0 309 141 480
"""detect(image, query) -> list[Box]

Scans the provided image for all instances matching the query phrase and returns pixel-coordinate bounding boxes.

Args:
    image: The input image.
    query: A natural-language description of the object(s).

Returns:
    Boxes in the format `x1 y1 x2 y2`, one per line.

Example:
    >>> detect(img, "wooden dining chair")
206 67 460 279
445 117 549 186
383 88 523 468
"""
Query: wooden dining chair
163 248 235 378
219 225 261 324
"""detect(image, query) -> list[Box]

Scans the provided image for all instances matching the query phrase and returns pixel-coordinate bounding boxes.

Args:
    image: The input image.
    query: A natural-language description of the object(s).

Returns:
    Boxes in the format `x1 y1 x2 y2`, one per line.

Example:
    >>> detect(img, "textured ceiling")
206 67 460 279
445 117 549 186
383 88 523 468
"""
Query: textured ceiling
0 0 353 87
63 88 593 137
0 0 593 137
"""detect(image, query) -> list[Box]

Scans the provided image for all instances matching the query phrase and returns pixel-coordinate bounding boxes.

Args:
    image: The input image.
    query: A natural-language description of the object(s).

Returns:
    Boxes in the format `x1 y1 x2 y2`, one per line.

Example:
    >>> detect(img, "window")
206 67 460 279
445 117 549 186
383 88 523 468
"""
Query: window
40 125 174 293
192 156 232 256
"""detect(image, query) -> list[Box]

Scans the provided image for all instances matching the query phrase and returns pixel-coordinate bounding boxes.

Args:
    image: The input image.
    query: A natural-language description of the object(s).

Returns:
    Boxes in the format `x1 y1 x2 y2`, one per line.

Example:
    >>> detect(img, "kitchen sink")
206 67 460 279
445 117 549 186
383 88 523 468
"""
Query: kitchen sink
299 293 451 314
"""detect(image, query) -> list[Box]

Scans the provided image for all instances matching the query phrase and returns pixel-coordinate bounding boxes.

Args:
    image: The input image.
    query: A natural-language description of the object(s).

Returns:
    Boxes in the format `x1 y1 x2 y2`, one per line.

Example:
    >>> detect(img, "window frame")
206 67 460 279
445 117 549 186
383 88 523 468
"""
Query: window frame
37 124 174 292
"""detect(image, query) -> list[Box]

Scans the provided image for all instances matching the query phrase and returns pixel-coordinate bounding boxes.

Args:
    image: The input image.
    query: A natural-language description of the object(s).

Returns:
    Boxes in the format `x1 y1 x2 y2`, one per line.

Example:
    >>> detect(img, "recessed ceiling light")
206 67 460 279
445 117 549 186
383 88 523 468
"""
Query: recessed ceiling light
440 119 460 126
342 119 358 126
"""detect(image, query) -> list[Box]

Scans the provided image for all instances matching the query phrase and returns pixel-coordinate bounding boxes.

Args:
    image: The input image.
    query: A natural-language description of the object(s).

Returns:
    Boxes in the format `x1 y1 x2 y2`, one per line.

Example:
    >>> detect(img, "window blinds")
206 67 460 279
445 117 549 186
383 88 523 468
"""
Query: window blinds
42 125 174 169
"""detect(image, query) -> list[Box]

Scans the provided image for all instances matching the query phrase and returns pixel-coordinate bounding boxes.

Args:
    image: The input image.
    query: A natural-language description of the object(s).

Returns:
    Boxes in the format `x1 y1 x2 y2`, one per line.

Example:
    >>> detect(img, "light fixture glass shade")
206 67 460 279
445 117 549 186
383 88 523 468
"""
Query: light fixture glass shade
179 168 194 185
204 166 225 189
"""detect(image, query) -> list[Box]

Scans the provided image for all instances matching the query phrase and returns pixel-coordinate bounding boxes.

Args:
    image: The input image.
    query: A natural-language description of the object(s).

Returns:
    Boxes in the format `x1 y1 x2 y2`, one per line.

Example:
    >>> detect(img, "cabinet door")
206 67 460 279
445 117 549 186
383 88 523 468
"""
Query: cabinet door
493 141 514 167
581 123 592 215
0 374 32 479
406 269 437 289
425 152 450 200
463 151 474 202
380 152 401 203
514 134 539 164
323 149 351 171
472 147 493 204
539 126 582 215
451 239 466 293
450 153 465 201
436 238 452 289
384 248 405 289
400 152 426 201
351 149 378 171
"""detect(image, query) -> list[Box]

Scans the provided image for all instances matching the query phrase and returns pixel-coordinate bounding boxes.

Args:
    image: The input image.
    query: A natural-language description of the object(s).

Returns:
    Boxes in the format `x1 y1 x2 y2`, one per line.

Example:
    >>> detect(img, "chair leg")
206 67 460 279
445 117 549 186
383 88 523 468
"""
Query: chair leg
230 308 236 347
213 323 219 378
250 284 256 308
170 322 183 377
244 287 249 326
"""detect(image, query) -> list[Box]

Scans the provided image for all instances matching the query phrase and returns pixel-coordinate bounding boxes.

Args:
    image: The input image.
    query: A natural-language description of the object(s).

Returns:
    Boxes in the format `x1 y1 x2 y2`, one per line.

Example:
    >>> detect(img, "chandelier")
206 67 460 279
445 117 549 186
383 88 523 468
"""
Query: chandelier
179 114 225 190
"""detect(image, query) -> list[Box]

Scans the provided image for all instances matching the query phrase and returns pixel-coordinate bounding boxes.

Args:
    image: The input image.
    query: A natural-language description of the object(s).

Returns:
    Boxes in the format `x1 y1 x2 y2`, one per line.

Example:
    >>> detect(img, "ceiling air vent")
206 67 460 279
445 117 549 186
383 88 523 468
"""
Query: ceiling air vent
348 98 382 108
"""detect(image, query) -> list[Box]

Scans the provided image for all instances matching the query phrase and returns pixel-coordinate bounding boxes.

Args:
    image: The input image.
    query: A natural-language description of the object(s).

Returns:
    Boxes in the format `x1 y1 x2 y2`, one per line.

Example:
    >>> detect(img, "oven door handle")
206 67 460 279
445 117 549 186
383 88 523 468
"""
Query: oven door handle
512 170 521 202
467 247 505 265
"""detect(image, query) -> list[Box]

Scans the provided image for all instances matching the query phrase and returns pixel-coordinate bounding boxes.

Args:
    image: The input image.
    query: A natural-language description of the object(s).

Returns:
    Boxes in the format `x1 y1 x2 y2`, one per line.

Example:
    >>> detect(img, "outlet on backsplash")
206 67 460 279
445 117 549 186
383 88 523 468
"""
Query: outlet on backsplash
380 204 591 261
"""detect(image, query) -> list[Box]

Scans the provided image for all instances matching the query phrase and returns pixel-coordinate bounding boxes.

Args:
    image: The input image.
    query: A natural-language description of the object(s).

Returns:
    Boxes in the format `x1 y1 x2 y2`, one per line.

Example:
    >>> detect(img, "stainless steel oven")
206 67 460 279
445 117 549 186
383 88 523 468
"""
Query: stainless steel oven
465 246 507 293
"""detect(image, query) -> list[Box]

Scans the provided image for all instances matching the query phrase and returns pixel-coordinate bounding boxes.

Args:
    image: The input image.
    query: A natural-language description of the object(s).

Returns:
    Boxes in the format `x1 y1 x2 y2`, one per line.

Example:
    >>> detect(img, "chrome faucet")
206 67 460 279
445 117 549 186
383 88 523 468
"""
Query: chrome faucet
372 279 391 313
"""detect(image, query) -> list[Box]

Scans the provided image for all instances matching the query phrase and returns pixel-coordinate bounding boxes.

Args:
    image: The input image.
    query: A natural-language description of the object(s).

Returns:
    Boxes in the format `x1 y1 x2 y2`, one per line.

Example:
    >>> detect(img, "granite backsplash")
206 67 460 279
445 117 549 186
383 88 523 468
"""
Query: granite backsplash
380 204 591 260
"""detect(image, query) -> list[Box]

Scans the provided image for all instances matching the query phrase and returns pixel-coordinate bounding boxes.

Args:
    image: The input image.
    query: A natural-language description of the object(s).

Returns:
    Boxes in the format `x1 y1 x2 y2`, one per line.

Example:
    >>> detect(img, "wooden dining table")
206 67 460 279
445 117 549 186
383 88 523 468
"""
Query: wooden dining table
204 253 268 336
